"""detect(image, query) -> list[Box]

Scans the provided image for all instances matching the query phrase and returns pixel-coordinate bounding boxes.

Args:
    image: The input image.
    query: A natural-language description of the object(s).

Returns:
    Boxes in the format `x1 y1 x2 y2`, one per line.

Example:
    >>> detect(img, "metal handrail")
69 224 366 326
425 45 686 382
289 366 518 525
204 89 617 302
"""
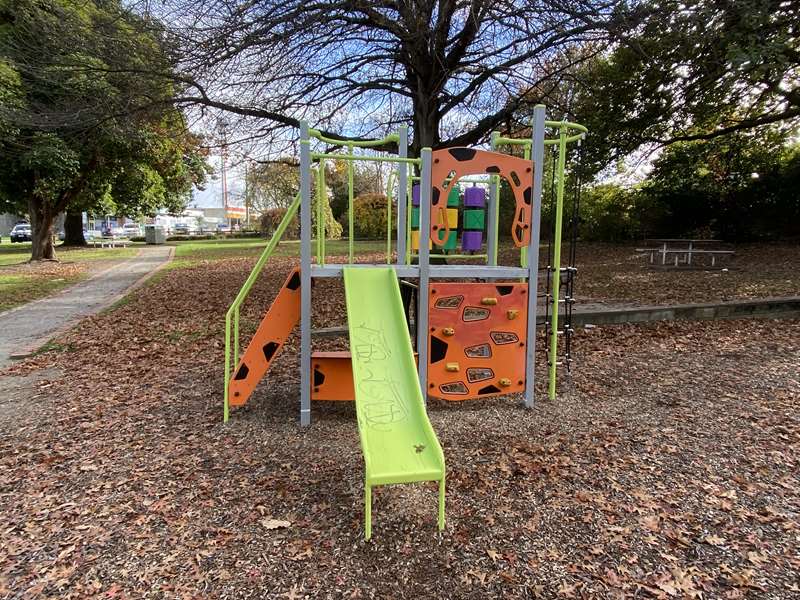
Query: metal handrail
309 129 399 148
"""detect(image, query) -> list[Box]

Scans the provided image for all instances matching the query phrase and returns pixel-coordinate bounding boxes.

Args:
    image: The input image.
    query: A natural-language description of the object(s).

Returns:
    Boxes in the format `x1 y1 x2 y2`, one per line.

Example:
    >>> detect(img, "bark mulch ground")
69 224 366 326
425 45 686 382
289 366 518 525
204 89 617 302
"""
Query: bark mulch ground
0 255 797 598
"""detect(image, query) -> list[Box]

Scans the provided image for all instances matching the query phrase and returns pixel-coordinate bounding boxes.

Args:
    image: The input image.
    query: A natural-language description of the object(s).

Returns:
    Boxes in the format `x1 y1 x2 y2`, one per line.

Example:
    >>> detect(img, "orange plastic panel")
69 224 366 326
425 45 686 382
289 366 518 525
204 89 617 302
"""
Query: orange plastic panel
429 148 534 248
229 268 301 407
310 351 419 401
428 282 527 400
311 351 355 401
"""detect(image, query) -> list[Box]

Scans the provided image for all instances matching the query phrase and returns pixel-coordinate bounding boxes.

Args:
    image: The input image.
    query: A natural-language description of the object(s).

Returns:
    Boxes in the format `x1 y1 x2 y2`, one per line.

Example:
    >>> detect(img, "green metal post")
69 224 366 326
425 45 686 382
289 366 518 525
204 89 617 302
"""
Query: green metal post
386 170 394 264
489 131 500 266
234 307 240 367
548 125 568 400
405 164 412 265
348 144 354 263
317 160 325 264
224 317 230 422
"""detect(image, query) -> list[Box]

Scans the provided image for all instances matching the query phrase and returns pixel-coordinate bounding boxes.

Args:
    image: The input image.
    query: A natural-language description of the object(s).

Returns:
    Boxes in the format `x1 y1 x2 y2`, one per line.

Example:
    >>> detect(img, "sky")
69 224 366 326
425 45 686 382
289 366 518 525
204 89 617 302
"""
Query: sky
189 157 245 209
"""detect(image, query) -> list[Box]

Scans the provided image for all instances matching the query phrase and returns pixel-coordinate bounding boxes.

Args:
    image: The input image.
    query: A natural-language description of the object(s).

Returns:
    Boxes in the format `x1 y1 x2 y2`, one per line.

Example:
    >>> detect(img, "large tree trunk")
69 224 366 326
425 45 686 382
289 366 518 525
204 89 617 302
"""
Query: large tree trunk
28 198 57 261
411 96 441 157
62 210 86 246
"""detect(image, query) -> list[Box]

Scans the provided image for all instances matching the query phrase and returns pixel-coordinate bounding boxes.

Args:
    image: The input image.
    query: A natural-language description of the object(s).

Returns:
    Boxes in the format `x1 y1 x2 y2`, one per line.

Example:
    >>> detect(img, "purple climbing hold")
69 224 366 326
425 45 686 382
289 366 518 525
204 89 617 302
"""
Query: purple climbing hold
463 187 486 208
412 184 420 207
462 230 483 251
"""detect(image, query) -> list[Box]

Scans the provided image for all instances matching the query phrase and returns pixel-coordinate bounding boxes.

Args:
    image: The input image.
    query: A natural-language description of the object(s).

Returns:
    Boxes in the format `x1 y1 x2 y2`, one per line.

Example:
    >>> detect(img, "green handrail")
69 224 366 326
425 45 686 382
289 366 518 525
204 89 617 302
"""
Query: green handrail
548 126 569 400
347 144 355 262
223 189 303 422
385 170 396 264
309 129 399 148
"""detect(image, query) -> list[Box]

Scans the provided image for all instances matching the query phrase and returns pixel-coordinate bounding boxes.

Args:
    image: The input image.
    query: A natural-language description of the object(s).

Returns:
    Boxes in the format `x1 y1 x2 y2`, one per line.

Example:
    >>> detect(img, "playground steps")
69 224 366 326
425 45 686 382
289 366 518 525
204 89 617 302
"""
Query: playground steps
343 267 446 540
228 268 301 407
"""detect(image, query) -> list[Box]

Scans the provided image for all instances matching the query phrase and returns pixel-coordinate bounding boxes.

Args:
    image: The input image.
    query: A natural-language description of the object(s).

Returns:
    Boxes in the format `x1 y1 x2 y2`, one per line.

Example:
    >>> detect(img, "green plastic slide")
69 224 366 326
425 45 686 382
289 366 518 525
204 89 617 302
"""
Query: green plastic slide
343 267 446 540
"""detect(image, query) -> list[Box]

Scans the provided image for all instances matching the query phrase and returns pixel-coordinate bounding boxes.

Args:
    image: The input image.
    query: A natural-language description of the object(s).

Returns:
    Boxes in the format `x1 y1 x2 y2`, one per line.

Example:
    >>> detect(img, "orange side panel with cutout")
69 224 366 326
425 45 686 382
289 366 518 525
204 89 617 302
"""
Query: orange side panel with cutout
428 282 527 401
429 148 534 248
228 268 301 407
311 351 419 401
311 351 355 401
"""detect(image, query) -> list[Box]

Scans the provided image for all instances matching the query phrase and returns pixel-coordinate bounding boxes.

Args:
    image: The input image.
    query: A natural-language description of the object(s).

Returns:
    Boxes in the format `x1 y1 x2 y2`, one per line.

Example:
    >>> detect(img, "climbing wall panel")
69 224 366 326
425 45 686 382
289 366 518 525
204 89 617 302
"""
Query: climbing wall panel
427 282 528 400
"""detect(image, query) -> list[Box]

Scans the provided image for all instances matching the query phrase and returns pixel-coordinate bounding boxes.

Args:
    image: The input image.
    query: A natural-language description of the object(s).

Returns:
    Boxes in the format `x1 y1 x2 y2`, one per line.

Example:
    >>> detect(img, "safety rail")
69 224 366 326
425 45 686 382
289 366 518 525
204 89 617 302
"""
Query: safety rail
309 141 420 266
223 189 304 422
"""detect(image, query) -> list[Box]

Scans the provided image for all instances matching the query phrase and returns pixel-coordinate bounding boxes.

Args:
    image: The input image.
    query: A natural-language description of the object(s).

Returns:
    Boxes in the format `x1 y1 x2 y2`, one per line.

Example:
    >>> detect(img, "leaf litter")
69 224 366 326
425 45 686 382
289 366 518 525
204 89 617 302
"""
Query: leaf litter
0 250 797 598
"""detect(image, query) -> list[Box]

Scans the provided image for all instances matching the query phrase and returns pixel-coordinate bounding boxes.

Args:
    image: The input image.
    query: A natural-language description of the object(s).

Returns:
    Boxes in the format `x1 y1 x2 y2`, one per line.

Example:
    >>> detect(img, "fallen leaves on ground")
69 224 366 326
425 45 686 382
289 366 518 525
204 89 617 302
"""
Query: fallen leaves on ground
0 251 797 598
498 241 799 305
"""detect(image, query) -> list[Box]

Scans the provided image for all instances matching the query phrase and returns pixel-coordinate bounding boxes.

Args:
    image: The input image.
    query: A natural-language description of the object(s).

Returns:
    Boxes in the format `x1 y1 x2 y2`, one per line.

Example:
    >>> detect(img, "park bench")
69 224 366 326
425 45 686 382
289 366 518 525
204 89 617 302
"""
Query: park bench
90 238 130 249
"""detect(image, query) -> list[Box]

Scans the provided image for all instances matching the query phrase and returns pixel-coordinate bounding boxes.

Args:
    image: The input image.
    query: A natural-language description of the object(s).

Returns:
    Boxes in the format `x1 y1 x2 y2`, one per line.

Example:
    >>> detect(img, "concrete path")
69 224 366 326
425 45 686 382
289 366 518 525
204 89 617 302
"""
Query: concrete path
0 246 173 368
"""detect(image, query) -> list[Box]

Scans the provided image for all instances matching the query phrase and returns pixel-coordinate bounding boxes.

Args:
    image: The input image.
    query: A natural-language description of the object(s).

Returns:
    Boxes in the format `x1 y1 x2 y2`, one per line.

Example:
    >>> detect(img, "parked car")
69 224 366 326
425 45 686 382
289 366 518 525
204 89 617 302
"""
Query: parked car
216 223 231 233
10 223 32 243
173 223 191 235
122 223 142 238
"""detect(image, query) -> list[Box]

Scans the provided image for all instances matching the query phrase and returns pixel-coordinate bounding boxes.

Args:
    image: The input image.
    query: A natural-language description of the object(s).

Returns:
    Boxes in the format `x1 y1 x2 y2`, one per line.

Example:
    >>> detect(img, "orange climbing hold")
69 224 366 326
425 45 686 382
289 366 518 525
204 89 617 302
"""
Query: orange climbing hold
228 268 301 407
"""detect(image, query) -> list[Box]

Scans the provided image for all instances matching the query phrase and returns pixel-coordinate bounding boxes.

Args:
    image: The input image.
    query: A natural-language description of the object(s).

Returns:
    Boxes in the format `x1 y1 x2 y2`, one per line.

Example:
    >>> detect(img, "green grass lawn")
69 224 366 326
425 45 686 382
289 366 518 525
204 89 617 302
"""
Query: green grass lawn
172 237 393 262
0 241 140 312
0 241 138 266
0 272 87 312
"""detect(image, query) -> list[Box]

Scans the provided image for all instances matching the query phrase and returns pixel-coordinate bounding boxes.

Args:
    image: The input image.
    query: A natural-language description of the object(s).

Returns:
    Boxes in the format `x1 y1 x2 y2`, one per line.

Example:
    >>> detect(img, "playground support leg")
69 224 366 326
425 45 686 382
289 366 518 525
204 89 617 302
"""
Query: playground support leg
416 148 432 401
396 127 408 265
365 483 372 541
525 105 546 408
488 131 500 266
300 121 312 426
438 478 446 531
223 317 230 422
348 144 354 263
548 125 568 401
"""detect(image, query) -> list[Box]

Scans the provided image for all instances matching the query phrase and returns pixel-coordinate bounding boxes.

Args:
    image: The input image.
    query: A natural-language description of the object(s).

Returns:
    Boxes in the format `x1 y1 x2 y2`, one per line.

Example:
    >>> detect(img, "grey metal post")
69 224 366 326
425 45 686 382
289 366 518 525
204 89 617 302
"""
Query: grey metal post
299 122 312 426
396 127 408 264
487 131 500 266
416 148 432 401
524 106 546 409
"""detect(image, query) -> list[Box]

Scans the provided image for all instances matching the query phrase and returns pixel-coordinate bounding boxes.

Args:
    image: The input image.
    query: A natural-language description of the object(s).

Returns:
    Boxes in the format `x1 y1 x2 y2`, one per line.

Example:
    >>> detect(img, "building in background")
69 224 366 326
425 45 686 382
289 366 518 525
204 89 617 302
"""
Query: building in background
1 213 24 238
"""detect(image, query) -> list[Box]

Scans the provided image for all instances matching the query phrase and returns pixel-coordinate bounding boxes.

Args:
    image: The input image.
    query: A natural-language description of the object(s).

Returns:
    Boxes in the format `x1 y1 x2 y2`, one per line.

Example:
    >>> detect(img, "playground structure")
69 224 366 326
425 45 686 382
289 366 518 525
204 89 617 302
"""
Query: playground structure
223 105 587 539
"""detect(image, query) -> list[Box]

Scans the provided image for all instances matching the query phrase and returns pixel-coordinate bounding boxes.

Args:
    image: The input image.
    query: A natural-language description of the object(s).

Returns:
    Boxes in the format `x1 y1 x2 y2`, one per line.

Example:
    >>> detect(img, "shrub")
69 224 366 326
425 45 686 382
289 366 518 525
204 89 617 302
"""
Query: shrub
350 193 395 239
260 207 299 239
578 184 654 242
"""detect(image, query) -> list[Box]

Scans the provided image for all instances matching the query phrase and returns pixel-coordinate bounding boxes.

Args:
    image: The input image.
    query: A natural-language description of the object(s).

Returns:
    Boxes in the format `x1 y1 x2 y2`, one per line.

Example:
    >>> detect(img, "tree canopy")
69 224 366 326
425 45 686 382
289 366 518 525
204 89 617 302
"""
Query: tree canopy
511 0 800 174
153 0 642 155
0 0 209 259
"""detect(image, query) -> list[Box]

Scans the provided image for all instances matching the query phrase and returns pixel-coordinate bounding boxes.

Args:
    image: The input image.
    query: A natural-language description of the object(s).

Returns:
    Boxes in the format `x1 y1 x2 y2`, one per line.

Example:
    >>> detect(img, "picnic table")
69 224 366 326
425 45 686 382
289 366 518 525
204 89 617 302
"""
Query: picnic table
636 239 734 268
90 238 130 249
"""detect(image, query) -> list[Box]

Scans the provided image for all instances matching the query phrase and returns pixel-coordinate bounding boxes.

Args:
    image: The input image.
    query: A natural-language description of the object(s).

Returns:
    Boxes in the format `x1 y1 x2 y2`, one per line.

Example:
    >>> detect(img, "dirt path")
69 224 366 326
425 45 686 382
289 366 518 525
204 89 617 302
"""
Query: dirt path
0 246 172 369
